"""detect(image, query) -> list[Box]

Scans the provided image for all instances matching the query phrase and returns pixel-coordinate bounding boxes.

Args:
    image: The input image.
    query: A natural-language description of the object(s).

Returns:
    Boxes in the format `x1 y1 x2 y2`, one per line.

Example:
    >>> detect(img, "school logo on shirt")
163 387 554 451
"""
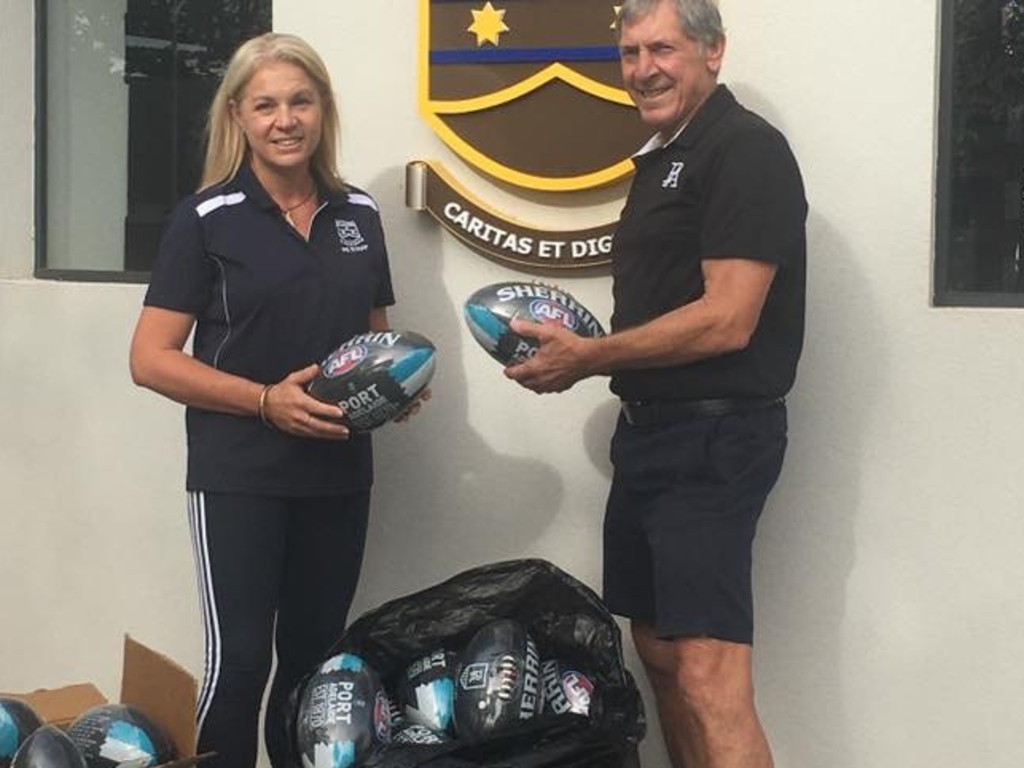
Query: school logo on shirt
335 219 369 253
407 0 649 271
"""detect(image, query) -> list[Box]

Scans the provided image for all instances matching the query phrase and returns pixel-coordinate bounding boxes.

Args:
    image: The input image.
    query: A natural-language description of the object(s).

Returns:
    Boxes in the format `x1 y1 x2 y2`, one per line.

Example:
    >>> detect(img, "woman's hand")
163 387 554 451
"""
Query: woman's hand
262 364 352 440
392 387 432 424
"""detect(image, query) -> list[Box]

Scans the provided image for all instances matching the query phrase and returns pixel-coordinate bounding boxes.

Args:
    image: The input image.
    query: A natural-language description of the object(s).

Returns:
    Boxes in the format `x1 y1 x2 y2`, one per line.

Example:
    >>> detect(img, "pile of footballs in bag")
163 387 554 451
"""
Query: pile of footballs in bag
295 617 595 768
287 559 645 768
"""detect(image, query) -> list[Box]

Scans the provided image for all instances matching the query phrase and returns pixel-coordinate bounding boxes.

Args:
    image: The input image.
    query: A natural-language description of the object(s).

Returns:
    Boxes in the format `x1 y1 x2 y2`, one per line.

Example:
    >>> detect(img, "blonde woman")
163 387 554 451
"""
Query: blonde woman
130 33 404 768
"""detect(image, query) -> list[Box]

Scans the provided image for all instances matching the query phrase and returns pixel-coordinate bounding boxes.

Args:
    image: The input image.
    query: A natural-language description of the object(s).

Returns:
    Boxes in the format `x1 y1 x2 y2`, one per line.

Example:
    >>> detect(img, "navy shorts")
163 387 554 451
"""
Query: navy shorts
602 402 787 644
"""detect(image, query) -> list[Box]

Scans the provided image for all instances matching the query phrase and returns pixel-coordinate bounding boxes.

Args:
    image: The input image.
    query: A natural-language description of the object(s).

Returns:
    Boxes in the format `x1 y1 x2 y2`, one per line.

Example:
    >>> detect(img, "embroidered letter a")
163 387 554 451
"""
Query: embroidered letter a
662 161 685 189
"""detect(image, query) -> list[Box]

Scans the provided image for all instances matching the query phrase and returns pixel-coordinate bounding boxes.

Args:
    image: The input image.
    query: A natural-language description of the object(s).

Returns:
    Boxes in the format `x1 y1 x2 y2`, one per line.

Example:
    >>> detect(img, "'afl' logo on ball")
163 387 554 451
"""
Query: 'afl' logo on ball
323 345 368 378
563 670 594 708
529 299 580 331
373 691 391 741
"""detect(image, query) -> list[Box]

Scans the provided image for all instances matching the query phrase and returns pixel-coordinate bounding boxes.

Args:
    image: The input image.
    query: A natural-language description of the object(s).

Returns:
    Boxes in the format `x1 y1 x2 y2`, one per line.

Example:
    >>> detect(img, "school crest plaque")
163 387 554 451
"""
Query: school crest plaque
407 0 649 270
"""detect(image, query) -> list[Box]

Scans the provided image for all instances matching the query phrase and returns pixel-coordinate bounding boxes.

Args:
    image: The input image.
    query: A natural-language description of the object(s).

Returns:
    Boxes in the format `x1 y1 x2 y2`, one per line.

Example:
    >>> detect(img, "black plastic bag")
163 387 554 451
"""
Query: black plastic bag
288 558 644 768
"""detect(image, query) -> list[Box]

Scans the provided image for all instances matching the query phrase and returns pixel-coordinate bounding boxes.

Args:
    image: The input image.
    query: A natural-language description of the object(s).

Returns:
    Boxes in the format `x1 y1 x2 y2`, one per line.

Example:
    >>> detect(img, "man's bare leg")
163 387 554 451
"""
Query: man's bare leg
632 622 773 768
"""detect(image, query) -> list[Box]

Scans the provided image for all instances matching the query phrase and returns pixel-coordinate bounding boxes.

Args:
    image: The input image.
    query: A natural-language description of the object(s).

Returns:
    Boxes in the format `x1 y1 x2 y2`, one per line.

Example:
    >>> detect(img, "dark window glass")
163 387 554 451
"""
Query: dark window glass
937 0 1024 306
37 0 271 280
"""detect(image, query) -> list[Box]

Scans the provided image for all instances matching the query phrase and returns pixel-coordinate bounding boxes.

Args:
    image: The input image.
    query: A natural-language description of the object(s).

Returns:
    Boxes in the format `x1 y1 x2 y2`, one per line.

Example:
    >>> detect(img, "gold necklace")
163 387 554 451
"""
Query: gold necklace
279 188 316 227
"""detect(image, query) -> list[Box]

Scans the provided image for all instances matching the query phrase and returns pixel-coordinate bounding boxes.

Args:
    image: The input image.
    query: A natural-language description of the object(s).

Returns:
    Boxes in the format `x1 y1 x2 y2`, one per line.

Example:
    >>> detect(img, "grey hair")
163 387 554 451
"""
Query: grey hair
615 0 724 48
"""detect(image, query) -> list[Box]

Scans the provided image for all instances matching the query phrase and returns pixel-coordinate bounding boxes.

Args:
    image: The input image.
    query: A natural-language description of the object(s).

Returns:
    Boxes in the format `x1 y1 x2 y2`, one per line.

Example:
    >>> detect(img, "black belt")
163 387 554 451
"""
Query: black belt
620 397 781 426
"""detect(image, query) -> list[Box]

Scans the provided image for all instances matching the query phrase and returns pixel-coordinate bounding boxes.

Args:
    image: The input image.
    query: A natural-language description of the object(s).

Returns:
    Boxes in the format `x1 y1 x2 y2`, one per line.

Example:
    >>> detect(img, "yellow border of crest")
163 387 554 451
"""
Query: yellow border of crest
418 0 635 192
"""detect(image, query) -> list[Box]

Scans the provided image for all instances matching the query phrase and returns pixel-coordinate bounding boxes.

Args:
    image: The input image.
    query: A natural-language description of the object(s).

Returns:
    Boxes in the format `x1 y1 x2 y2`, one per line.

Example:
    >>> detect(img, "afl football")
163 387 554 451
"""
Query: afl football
295 653 391 768
307 330 436 431
463 282 605 367
452 619 541 739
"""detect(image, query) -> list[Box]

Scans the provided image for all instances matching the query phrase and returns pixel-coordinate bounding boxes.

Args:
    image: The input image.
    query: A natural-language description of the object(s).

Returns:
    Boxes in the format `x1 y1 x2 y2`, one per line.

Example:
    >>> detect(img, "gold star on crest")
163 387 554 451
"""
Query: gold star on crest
468 2 510 47
611 5 622 29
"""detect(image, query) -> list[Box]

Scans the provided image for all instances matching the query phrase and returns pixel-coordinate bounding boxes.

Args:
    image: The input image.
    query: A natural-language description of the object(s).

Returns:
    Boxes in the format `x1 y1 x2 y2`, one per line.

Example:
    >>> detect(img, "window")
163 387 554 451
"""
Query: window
37 0 271 280
936 0 1024 306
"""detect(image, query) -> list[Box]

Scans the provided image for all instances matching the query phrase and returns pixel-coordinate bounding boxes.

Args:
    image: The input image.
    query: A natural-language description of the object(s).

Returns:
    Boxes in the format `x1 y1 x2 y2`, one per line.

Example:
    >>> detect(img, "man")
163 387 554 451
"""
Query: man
505 1 806 766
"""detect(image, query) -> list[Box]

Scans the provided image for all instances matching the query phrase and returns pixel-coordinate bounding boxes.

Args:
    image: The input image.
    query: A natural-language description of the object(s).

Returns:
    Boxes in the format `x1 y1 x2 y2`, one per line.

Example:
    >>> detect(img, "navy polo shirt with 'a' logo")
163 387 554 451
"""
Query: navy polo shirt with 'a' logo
610 85 808 402
144 164 395 495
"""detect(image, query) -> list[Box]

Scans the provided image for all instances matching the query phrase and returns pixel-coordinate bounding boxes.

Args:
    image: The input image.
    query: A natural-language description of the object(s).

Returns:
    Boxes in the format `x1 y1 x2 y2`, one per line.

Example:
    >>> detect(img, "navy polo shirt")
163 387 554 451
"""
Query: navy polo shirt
145 165 395 495
610 85 807 402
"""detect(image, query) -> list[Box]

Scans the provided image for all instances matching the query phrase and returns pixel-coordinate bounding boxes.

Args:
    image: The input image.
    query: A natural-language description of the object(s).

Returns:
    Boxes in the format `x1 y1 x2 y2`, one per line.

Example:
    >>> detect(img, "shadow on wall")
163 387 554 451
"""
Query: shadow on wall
583 399 619 483
352 164 569 608
713 82 867 767
753 210 871 768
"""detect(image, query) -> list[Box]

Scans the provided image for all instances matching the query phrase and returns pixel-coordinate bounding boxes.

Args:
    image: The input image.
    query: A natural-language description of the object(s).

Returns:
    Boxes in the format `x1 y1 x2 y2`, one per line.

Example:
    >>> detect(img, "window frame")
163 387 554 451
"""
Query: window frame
934 0 1024 308
32 0 271 283
32 0 148 284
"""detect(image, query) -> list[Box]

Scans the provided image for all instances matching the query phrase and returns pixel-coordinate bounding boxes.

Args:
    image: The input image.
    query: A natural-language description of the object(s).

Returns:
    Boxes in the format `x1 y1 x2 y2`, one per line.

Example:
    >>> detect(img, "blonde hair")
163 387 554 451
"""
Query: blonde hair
199 33 344 194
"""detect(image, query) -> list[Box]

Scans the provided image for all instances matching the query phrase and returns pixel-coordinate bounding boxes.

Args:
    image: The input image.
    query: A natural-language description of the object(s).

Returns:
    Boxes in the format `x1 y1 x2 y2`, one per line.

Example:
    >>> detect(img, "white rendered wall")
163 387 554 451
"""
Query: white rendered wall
3 1 1024 767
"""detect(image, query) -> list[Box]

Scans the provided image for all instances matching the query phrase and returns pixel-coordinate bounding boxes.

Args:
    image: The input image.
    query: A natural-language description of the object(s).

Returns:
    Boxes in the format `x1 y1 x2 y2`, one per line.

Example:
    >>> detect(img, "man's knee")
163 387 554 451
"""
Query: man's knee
632 624 754 713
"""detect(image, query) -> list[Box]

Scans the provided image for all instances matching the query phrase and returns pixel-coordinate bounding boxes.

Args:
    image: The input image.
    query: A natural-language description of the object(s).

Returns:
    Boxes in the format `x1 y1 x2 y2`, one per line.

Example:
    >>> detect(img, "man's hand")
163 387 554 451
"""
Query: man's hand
503 319 594 393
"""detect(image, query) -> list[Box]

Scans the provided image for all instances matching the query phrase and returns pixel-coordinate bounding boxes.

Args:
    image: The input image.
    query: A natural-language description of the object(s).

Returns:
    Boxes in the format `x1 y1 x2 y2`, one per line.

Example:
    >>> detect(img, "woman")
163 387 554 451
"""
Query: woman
129 33 409 768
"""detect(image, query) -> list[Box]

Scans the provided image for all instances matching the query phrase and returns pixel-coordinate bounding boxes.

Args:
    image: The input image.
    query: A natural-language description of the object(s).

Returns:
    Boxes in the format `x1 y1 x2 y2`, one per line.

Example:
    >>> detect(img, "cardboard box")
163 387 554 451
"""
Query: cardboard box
5 635 209 768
